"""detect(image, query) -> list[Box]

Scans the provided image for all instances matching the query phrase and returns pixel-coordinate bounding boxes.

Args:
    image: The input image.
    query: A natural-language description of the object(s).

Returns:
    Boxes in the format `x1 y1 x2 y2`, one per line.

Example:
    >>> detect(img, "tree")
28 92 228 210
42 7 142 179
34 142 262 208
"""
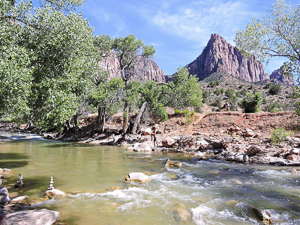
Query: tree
110 34 155 133
1 0 100 129
235 0 300 81
269 84 281 95
0 1 34 121
162 67 202 110
88 77 124 133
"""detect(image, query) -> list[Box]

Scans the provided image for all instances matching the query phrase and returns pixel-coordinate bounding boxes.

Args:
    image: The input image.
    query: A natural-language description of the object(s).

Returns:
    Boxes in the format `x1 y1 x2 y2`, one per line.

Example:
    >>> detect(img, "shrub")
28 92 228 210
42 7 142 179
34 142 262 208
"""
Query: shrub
240 92 262 113
220 88 224 94
212 96 223 108
175 109 181 114
239 84 244 89
214 89 222 96
225 88 234 98
263 98 267 104
271 127 294 144
240 89 247 96
269 84 281 95
202 90 210 99
215 80 220 86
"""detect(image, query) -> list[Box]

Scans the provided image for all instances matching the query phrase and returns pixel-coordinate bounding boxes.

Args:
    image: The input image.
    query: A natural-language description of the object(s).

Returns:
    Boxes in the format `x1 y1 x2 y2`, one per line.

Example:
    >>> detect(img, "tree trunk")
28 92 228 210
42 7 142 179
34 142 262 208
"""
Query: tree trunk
122 102 129 133
131 102 147 134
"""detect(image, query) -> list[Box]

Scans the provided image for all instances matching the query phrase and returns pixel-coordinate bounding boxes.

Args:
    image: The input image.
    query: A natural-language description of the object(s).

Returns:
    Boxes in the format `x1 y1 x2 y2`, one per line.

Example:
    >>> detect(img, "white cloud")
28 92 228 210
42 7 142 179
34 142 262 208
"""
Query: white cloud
139 0 259 47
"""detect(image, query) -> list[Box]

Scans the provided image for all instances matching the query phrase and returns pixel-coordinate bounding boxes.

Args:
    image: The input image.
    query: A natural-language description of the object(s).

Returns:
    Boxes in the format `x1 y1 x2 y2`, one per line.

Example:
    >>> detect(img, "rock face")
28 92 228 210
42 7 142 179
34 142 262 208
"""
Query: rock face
186 34 269 82
270 67 295 86
99 54 166 82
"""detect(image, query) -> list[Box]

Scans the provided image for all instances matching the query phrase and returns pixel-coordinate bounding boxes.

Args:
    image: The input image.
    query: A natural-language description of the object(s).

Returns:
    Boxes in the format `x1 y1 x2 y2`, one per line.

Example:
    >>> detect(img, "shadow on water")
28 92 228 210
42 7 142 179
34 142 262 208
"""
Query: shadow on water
0 161 29 168
0 153 29 160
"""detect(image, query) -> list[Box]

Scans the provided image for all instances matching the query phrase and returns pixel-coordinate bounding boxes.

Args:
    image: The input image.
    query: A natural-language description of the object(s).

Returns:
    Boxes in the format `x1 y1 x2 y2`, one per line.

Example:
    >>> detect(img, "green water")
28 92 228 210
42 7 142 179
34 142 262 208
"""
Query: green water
0 133 300 224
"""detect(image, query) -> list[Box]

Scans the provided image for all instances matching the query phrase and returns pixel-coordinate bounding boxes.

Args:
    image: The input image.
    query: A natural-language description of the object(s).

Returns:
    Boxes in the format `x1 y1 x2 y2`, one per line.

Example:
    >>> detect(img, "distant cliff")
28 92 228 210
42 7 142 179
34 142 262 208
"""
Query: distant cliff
186 34 269 82
99 54 166 82
270 67 295 86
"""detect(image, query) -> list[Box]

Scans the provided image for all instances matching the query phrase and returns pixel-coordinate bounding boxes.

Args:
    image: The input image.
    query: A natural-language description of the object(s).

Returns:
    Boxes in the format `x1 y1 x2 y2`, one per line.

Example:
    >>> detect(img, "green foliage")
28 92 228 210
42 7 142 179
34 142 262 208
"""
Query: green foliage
1 0 99 129
139 80 167 121
225 89 235 98
175 109 181 114
166 67 202 110
214 89 222 96
240 89 247 96
240 92 262 113
209 80 220 87
235 0 300 79
212 96 223 108
227 95 238 111
263 98 268 104
202 90 210 99
239 84 244 89
269 84 281 95
271 127 294 144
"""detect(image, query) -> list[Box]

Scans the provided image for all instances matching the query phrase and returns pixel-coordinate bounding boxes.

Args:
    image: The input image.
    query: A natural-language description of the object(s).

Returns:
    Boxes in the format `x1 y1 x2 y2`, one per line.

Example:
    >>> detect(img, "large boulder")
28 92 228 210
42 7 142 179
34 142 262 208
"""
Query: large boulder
5 209 60 225
247 206 272 225
44 188 66 198
123 172 151 184
246 145 261 156
134 142 152 152
162 138 176 148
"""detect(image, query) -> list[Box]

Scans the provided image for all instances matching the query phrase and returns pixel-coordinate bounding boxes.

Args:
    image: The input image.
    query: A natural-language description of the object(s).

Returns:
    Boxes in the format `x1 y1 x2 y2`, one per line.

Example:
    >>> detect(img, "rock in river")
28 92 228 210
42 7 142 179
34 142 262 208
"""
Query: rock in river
165 158 182 168
4 209 60 225
123 172 151 184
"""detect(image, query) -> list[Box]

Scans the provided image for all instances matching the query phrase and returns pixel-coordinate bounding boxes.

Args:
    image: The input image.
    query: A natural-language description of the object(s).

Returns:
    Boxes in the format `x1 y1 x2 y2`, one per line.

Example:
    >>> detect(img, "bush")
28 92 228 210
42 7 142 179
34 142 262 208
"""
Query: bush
271 127 294 144
175 109 181 114
214 89 222 96
239 84 244 89
202 90 210 99
225 89 234 98
240 92 262 113
240 89 247 96
269 84 281 95
212 96 223 108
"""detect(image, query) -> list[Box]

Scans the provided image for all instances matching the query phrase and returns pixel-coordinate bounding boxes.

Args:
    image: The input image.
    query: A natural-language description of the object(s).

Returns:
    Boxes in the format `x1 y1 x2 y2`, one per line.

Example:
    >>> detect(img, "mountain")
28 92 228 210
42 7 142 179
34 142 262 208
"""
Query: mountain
186 34 269 82
270 67 295 87
99 54 166 82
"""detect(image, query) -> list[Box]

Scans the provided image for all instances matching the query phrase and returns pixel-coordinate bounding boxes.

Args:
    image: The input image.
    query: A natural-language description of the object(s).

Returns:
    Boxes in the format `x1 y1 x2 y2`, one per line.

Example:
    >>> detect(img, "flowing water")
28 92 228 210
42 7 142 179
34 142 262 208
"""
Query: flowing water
0 133 300 224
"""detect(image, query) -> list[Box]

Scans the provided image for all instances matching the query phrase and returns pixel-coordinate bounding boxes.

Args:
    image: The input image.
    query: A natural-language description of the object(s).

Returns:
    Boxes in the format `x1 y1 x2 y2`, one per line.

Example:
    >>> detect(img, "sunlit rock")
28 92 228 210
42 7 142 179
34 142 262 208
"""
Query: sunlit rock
248 206 272 225
43 177 66 198
5 209 60 225
162 137 176 148
165 158 182 168
134 142 152 152
9 195 28 204
123 172 151 184
246 146 261 156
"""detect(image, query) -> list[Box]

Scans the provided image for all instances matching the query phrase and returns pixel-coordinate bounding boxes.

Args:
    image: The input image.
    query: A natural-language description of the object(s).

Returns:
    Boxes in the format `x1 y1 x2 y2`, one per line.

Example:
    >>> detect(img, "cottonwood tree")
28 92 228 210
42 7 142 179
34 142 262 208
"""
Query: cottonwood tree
235 0 300 81
1 0 100 129
111 34 155 133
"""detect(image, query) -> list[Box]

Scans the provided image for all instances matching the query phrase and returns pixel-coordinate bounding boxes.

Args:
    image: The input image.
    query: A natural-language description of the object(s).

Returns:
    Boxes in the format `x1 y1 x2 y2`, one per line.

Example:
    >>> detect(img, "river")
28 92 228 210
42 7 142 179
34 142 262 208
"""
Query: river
0 133 300 224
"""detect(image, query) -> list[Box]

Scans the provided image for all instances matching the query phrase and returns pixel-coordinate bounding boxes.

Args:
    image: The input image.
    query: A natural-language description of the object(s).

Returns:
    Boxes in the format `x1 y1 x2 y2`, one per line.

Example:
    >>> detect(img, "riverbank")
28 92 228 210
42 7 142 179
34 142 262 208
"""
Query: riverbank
2 111 298 167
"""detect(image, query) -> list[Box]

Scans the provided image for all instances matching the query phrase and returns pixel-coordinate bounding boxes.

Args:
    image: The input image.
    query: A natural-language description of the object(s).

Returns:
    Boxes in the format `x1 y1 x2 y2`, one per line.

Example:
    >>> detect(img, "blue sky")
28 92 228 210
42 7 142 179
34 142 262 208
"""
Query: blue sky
77 0 294 76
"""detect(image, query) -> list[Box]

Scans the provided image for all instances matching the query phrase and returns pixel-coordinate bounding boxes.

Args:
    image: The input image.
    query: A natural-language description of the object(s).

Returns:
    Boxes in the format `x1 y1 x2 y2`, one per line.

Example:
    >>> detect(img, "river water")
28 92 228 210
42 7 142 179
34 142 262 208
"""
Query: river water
0 133 300 224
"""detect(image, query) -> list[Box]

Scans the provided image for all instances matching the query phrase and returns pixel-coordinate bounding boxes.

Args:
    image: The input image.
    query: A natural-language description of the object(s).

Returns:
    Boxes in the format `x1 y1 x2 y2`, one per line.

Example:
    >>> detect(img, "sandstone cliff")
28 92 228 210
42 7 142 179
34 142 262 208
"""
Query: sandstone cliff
270 67 295 87
99 54 166 82
187 34 269 82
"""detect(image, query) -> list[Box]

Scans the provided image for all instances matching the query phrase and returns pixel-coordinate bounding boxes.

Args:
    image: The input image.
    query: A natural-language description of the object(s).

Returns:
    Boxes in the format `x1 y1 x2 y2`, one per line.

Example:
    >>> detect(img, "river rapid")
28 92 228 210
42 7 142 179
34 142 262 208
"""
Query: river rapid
0 133 300 224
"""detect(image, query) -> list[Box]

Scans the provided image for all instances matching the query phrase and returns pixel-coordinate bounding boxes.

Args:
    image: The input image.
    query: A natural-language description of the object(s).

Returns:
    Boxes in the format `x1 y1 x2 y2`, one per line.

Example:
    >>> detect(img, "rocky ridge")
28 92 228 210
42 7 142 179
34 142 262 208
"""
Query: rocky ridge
187 34 269 82
270 67 295 86
99 54 166 82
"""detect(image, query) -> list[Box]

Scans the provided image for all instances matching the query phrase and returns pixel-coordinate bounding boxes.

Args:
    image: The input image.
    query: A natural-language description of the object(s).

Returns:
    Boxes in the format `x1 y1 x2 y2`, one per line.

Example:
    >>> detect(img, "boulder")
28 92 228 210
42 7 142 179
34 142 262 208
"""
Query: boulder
165 158 182 168
234 153 249 163
134 142 152 152
246 146 261 156
172 203 191 221
143 128 152 135
44 188 66 198
9 196 28 204
162 138 176 148
249 207 272 225
290 148 300 155
5 209 60 225
211 140 223 149
0 186 10 206
287 154 298 161
245 129 255 137
123 172 151 184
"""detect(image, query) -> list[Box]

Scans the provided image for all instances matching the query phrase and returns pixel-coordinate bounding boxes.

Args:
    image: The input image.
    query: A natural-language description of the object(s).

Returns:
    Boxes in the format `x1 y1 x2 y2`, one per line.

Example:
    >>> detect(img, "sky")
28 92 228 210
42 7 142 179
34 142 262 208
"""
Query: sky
77 0 295 76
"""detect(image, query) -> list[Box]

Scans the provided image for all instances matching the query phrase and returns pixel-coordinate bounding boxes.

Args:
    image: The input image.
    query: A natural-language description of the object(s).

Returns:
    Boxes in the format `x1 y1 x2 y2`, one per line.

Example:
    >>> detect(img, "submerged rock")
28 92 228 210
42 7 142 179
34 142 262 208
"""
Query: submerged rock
172 203 191 221
123 172 151 184
5 209 60 225
165 158 182 168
